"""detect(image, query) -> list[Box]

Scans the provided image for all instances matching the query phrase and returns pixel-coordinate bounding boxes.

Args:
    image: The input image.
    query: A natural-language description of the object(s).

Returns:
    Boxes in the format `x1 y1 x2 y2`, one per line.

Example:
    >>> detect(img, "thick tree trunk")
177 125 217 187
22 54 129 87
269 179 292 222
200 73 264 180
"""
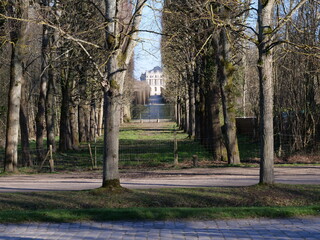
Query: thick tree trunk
36 39 48 161
102 0 145 188
4 1 28 172
258 0 275 184
5 45 23 172
102 92 121 187
207 84 223 161
20 86 32 167
36 21 53 160
217 28 240 165
59 82 73 151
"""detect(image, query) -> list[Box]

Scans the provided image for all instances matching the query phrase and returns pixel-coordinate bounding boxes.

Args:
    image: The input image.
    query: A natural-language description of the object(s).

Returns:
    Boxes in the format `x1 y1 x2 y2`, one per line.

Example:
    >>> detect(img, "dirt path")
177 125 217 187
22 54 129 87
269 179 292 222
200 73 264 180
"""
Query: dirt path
0 166 319 192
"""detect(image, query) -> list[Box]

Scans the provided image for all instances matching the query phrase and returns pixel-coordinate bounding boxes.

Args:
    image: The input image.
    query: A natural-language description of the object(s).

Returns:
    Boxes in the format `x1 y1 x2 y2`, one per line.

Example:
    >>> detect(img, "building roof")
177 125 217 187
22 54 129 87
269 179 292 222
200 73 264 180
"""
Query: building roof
139 66 162 80
147 66 162 73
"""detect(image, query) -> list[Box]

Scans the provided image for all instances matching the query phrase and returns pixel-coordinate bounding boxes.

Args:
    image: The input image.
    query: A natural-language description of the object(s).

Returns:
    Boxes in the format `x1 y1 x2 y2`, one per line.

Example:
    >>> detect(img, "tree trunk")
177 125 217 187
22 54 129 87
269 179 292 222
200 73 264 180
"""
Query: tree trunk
69 99 79 149
78 72 90 143
78 103 90 143
5 45 23 172
36 57 48 162
97 96 104 136
20 85 32 167
188 79 196 138
102 0 145 188
258 0 275 184
37 0 55 153
59 81 73 151
176 97 181 127
207 83 223 161
179 100 184 130
35 30 48 161
46 66 56 151
102 92 121 187
199 65 207 143
216 28 240 165
184 94 189 133
199 89 206 143
69 77 79 150
90 96 96 142
4 1 28 172
194 66 201 140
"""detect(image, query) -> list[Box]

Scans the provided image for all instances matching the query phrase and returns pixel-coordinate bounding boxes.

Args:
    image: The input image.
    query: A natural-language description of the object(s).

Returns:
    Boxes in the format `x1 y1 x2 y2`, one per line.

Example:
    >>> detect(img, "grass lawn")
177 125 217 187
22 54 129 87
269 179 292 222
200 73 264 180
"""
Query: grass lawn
1 121 319 171
0 184 319 222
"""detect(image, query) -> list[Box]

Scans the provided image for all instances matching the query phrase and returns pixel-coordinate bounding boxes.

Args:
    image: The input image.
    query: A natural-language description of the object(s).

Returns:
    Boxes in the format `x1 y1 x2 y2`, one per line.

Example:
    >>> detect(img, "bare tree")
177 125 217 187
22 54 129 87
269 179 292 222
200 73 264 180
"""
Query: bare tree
4 0 29 172
256 0 308 184
102 0 146 188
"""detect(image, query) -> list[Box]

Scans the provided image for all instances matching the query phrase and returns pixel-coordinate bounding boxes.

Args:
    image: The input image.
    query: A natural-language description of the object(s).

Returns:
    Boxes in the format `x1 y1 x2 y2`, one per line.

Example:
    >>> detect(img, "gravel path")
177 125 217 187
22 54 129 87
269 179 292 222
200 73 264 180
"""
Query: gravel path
0 166 319 192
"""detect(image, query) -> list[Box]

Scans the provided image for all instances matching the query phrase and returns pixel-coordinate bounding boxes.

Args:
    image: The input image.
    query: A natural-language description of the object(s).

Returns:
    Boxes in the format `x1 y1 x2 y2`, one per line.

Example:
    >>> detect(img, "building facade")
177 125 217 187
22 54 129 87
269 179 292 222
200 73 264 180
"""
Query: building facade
142 66 165 96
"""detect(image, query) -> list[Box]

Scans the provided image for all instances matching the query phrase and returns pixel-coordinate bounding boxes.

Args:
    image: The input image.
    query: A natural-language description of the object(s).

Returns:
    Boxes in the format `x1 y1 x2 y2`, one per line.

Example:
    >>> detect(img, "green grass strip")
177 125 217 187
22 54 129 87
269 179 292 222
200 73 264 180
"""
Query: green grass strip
0 206 319 223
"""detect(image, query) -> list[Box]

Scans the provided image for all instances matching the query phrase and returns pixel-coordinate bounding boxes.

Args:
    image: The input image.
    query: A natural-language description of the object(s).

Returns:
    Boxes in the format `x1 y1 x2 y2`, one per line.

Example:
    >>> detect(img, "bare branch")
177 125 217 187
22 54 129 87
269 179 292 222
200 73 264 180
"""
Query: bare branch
271 0 309 37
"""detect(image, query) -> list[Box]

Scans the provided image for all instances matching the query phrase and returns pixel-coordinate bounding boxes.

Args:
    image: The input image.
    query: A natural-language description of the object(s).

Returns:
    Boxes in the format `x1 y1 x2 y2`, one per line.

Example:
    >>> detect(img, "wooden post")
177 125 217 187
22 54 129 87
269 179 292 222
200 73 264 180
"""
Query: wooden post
192 155 198 167
174 130 178 166
49 145 54 172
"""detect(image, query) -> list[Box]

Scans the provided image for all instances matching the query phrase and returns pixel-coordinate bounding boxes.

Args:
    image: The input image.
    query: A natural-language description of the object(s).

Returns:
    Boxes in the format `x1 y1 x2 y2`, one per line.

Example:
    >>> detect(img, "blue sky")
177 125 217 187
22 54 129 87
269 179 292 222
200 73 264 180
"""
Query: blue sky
134 0 163 79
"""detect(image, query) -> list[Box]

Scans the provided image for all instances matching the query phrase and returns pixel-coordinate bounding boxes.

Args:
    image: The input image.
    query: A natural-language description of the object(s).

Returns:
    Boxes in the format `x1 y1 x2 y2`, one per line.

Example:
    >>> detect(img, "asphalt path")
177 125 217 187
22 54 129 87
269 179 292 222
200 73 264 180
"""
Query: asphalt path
0 166 319 192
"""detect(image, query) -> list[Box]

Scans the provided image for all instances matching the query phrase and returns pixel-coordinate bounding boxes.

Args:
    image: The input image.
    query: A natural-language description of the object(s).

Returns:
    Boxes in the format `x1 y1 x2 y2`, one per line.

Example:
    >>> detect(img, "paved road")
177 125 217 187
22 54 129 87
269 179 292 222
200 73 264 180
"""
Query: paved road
0 166 319 192
0 218 319 240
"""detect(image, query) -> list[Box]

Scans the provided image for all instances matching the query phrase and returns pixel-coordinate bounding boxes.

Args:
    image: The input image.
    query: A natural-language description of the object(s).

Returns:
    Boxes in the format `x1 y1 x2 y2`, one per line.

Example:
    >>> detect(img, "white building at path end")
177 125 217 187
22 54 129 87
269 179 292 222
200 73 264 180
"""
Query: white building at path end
140 66 165 96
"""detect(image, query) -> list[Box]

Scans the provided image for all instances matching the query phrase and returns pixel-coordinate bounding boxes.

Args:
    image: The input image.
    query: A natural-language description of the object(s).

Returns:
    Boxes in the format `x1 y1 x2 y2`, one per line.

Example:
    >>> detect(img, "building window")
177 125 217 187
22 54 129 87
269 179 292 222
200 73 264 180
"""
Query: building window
155 87 157 92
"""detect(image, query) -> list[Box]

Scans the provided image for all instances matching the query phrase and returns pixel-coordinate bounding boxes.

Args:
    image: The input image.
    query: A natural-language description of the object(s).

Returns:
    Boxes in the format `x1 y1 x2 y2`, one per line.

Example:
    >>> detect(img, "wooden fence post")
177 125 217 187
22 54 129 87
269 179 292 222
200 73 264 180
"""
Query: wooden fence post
192 155 198 167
